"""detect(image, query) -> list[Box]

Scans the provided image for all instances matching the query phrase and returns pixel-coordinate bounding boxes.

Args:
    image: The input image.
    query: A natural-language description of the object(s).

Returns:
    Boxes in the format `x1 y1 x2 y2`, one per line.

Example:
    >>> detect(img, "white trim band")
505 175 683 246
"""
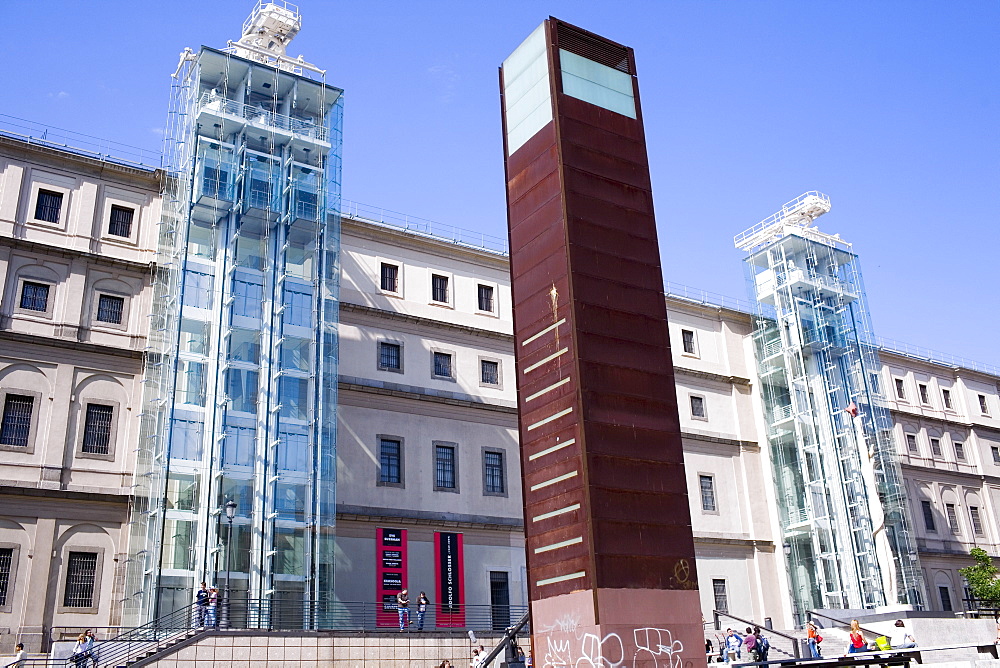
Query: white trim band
522 318 566 347
528 438 576 462
530 470 578 491
525 377 571 403
532 503 581 523
523 347 568 374
526 407 573 432
536 571 586 587
534 536 583 554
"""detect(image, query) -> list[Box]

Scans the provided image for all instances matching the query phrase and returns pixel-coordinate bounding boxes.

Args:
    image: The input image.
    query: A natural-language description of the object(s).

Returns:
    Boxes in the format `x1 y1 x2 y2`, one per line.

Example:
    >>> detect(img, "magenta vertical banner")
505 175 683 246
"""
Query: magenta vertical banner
376 527 407 627
434 531 465 627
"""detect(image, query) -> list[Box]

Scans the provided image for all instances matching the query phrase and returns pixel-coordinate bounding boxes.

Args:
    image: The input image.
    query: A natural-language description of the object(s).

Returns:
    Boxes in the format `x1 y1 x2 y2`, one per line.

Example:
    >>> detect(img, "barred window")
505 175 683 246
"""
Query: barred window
379 438 402 485
699 474 716 512
108 205 134 237
905 434 918 453
942 388 953 409
20 281 50 312
946 503 960 533
433 352 453 378
955 442 966 461
431 274 449 303
484 451 505 494
0 548 11 607
681 329 696 355
435 445 456 490
82 404 114 455
478 284 494 312
378 342 401 371
0 395 33 447
96 294 125 324
971 506 985 535
690 395 706 419
381 263 399 292
481 360 500 386
921 500 935 532
930 438 942 457
63 552 98 608
35 189 63 223
712 579 728 614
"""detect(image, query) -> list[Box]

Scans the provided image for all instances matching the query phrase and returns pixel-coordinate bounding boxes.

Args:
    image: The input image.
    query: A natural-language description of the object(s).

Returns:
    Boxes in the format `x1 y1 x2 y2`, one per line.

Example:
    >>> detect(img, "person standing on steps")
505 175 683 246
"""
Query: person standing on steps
206 586 219 628
6 642 25 668
848 619 867 654
195 581 210 627
417 591 430 631
805 621 823 659
396 589 410 631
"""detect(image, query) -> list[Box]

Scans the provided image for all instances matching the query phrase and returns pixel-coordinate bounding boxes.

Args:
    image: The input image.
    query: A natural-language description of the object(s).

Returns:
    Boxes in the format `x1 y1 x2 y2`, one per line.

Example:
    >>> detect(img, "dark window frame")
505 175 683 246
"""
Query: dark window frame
681 329 697 355
431 274 450 304
483 448 506 497
61 551 101 611
377 436 404 487
80 402 116 459
921 499 936 532
380 262 400 294
0 393 35 450
477 284 495 313
377 341 403 373
480 358 501 387
19 280 51 313
434 442 458 492
699 474 717 513
712 579 729 614
96 293 126 325
971 506 985 535
432 350 454 380
690 394 707 420
34 188 64 224
108 204 135 238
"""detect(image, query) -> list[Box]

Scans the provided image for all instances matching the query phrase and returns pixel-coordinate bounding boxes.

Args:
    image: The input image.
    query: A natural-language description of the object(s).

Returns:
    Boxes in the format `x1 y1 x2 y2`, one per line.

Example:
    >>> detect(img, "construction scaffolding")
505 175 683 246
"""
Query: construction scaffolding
125 2 343 626
736 192 925 623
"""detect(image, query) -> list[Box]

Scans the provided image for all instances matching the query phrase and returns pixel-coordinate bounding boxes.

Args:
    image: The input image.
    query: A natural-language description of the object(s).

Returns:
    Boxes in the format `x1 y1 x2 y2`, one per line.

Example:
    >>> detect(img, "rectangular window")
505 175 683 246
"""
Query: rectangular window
919 384 929 404
0 395 33 447
226 368 258 414
223 425 255 468
943 389 953 409
96 294 125 324
433 352 453 378
19 281 50 312
232 277 263 319
81 404 114 455
931 438 942 457
380 263 399 292
481 360 500 386
35 189 63 223
939 586 953 612
712 579 729 614
921 500 935 532
484 451 505 495
870 373 881 395
905 434 918 454
690 395 706 419
435 444 456 490
170 419 204 461
283 284 313 327
379 438 402 485
681 329 696 355
993 446 1000 464
0 547 11 607
478 284 495 312
946 503 960 533
699 474 717 512
183 271 213 310
955 442 966 461
378 342 401 371
108 205 134 237
895 378 906 399
971 506 985 535
980 394 990 415
431 274 449 303
490 571 511 631
63 552 98 608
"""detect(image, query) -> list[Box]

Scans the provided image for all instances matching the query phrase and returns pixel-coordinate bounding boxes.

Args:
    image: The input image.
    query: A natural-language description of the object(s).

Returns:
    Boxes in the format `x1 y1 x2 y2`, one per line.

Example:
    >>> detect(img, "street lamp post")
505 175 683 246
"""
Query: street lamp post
223 499 237 629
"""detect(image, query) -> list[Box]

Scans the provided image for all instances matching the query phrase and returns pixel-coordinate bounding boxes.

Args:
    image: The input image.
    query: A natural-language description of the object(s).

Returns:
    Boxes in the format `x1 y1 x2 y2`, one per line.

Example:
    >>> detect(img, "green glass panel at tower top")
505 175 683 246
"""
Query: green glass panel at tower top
125 3 342 624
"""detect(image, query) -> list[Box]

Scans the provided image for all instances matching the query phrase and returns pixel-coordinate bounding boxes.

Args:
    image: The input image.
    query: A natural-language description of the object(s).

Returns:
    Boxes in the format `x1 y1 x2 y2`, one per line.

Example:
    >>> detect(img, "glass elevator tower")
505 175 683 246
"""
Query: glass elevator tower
735 193 925 623
126 1 342 624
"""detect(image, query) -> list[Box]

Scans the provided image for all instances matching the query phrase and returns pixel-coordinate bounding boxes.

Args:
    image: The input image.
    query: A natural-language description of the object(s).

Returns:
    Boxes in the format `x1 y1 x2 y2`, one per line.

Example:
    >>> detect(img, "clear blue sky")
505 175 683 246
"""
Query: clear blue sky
3 1 997 365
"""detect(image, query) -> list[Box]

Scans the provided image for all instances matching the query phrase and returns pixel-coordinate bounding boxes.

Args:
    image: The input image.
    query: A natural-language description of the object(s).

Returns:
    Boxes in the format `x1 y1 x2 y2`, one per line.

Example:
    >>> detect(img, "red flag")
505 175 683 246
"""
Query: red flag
845 402 858 417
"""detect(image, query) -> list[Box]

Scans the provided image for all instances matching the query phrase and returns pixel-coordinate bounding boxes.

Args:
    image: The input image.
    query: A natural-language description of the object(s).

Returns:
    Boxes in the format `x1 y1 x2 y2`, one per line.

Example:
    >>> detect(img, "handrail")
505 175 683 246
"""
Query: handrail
713 610 801 658
480 609 530 667
805 611 880 640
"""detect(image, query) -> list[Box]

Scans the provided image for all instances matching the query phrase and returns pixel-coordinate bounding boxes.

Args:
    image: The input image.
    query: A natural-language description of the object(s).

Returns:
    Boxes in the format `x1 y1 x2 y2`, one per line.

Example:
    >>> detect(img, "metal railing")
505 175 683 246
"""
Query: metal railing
0 114 161 170
805 610 880 641
197 92 329 142
712 610 801 659
876 336 1000 379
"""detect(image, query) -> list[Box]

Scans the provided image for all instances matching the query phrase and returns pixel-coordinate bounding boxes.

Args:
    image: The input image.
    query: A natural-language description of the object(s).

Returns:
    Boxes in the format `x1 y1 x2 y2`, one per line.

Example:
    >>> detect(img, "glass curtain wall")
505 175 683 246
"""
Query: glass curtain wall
740 205 924 624
126 46 342 626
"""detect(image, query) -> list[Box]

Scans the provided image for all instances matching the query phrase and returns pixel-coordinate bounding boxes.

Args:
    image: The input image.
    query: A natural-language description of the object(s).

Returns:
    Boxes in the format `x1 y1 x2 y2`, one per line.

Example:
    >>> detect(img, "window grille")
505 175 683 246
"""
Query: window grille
971 506 984 535
682 329 696 355
82 404 114 455
946 503 960 533
0 548 11 607
930 438 942 457
955 442 966 460
942 389 953 409
431 274 449 303
921 500 935 532
690 395 706 419
699 475 716 512
108 205 134 237
895 378 906 399
919 384 929 404
435 445 456 489
905 434 918 453
20 282 49 312
380 438 402 484
381 263 399 292
433 352 453 378
489 571 510 631
712 579 729 613
96 294 125 324
478 284 494 312
484 451 505 494
63 552 98 608
379 342 401 370
481 360 499 385
35 189 63 223
0 395 33 447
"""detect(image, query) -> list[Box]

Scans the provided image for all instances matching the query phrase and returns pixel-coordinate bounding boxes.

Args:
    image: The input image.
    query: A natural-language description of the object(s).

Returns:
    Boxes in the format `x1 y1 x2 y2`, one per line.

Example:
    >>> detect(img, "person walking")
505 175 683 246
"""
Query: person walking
84 630 98 668
396 589 410 631
848 619 867 654
5 643 25 668
754 626 770 662
805 621 823 659
70 634 89 668
417 591 430 631
195 581 210 627
743 627 758 662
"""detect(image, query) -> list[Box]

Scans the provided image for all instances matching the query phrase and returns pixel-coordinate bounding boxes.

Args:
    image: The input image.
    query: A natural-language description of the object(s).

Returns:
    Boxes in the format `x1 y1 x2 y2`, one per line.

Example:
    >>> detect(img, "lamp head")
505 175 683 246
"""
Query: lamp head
225 499 238 520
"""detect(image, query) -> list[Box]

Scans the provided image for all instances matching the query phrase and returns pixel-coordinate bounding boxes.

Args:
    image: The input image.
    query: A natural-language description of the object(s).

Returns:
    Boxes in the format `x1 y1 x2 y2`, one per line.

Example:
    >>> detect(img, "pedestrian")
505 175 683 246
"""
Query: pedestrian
206 586 219 628
70 634 89 668
755 626 770 661
706 637 714 662
6 642 25 668
470 648 481 667
848 619 867 654
397 589 410 631
805 621 823 659
195 581 210 627
85 630 98 668
725 628 743 663
743 626 758 662
417 591 430 631
438 661 452 668
890 620 916 649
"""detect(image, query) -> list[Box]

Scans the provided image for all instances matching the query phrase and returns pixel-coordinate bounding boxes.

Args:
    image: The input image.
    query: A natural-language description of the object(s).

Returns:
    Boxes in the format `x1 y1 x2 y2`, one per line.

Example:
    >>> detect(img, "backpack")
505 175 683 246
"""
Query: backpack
759 636 770 653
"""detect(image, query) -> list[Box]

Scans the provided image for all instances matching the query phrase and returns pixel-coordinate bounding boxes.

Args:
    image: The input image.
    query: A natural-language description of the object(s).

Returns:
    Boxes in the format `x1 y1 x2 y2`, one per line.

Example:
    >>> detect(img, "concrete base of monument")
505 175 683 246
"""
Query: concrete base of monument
530 588 707 668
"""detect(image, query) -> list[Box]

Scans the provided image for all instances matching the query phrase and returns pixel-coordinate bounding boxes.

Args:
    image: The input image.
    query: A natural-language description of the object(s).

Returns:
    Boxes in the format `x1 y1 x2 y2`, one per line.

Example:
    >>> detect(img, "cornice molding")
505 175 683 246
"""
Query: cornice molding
340 301 513 342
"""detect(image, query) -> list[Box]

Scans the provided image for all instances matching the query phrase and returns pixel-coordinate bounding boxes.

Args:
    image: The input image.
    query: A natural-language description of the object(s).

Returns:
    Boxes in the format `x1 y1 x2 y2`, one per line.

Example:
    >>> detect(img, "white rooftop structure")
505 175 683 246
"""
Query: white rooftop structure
734 191 850 253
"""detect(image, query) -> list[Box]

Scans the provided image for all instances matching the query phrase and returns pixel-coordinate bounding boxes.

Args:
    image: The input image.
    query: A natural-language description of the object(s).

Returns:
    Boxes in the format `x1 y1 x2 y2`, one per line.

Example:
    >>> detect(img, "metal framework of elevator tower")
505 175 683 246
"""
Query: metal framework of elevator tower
736 192 925 622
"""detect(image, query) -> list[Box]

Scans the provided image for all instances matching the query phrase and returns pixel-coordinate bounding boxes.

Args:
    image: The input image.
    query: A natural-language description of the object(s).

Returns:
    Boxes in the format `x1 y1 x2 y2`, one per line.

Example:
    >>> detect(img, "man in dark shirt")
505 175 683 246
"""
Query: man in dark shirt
195 582 210 627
